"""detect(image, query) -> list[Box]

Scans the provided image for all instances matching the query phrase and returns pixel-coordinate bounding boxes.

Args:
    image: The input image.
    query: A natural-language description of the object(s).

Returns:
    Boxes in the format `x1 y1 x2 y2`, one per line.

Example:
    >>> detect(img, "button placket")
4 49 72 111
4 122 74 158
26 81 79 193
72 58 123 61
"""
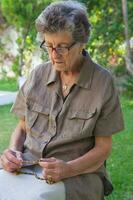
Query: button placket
49 115 57 136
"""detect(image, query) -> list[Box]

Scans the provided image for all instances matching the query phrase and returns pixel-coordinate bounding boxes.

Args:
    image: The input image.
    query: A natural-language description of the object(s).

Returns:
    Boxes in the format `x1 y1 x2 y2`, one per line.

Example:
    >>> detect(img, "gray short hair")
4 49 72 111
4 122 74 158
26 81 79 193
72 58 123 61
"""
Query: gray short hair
35 0 91 43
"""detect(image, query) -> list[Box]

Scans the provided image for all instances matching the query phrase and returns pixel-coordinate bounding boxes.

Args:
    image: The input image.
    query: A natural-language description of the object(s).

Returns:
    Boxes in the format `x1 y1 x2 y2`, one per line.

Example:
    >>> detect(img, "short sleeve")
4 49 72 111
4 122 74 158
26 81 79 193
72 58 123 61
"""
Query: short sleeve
94 76 124 136
10 70 35 119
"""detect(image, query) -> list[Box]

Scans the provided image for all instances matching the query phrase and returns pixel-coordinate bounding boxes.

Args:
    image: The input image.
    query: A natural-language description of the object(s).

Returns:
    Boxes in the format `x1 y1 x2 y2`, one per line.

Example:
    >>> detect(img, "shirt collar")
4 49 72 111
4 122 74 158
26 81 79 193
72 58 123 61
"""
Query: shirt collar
46 63 58 85
46 52 95 90
76 53 95 90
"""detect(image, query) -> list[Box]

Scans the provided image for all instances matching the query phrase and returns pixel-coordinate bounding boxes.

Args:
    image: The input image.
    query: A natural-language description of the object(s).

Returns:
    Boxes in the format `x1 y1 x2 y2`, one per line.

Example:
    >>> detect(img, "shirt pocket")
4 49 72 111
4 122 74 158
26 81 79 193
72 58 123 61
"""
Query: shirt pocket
63 109 97 138
26 102 50 137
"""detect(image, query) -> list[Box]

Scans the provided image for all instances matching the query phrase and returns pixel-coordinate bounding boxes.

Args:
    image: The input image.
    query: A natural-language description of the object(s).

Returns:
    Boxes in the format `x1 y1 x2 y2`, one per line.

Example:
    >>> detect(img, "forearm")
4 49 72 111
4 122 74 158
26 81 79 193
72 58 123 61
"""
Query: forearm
9 119 26 152
66 136 112 178
67 147 108 176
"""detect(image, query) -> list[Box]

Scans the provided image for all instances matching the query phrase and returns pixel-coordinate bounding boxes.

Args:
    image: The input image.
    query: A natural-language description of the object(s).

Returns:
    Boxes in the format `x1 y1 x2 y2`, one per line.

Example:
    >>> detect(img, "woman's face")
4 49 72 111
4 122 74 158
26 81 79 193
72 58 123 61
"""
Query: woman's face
43 31 84 72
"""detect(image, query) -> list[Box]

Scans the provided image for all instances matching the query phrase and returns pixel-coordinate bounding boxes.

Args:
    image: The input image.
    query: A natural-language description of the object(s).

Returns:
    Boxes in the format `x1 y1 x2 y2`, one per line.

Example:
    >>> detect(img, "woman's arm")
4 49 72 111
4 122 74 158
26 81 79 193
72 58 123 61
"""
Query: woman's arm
0 119 26 172
67 136 112 176
39 136 112 182
9 119 26 151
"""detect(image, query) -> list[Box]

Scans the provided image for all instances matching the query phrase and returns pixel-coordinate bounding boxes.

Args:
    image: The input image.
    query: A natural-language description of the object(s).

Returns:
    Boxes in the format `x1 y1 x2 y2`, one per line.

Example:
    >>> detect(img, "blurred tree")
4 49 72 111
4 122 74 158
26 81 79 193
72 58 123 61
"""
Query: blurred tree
1 0 52 76
0 5 5 27
80 0 133 72
1 0 133 76
122 0 133 75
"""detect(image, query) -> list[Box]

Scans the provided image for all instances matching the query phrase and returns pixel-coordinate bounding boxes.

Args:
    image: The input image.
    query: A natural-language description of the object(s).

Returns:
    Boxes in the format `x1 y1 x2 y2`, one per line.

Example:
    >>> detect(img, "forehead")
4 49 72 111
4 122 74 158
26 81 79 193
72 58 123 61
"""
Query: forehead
44 31 73 44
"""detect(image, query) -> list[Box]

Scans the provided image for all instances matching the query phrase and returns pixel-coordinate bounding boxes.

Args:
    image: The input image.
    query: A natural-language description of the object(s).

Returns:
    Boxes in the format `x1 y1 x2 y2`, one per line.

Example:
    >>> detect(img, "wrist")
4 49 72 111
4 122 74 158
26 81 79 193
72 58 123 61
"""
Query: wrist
60 162 74 180
9 145 22 152
66 161 79 178
8 149 23 161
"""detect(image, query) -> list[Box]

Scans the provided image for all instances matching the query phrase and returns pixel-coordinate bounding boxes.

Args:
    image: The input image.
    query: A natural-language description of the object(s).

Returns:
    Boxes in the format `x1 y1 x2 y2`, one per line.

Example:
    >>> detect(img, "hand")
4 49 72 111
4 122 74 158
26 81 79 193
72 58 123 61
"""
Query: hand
39 157 70 183
0 149 23 172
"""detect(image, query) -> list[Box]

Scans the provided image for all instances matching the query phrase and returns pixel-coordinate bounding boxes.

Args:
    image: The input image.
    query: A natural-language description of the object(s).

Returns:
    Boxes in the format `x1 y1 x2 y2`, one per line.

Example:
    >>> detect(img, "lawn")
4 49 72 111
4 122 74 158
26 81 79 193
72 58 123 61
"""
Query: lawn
0 96 133 200
0 78 18 91
0 104 18 151
106 95 133 200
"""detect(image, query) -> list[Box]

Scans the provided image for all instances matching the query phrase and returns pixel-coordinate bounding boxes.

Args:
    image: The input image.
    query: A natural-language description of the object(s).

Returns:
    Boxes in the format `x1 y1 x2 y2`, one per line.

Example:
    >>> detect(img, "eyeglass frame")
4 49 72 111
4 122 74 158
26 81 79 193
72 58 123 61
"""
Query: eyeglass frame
40 40 77 55
15 159 55 183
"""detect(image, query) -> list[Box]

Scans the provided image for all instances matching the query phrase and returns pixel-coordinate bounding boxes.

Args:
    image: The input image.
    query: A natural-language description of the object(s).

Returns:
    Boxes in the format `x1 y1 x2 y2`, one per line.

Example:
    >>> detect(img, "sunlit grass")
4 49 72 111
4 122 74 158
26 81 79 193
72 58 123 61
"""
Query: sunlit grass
0 104 18 152
106 95 133 200
0 78 18 91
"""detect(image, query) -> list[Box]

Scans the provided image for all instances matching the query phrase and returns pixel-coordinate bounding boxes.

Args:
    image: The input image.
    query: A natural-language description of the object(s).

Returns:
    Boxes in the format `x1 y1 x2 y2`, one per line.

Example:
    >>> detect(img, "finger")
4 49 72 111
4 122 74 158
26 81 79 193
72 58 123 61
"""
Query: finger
39 157 56 162
2 149 23 172
43 169 62 183
39 162 55 169
0 155 19 172
39 157 57 168
39 160 56 169
13 150 23 161
2 149 22 170
5 149 22 165
42 168 57 179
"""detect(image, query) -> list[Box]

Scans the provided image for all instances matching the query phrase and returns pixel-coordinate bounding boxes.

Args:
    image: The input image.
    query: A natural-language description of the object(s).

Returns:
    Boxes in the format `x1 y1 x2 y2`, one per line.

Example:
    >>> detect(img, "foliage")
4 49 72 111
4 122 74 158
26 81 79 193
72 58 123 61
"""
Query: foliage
1 0 52 32
122 75 133 96
80 0 133 69
112 64 126 77
1 0 52 75
11 56 19 77
0 0 133 76
0 39 6 66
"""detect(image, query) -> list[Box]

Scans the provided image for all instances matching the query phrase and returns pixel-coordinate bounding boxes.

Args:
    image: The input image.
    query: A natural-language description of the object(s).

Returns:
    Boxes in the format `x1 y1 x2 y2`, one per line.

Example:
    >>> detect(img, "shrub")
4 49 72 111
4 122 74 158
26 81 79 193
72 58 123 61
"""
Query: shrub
122 75 133 96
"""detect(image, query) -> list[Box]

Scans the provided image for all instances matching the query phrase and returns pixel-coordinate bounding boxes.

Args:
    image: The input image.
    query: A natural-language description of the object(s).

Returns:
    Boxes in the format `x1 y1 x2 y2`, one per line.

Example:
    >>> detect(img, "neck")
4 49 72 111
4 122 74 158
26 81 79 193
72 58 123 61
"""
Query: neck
61 70 79 77
60 71 79 84
60 71 79 97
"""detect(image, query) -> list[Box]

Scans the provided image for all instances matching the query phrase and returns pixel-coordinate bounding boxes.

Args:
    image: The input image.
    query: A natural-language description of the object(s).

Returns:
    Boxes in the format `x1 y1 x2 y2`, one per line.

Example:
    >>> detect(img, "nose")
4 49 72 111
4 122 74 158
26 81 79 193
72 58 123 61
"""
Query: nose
51 48 61 59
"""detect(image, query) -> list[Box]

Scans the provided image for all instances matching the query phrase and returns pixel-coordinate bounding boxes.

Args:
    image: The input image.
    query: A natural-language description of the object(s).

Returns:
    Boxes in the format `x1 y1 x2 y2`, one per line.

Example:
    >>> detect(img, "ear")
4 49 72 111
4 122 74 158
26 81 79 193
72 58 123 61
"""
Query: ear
79 44 86 54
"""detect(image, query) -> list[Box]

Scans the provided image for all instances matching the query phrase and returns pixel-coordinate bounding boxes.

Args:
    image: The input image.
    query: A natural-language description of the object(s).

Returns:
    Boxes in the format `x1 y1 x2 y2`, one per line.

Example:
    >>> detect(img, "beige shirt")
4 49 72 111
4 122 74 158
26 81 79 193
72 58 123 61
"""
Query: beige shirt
11 54 124 200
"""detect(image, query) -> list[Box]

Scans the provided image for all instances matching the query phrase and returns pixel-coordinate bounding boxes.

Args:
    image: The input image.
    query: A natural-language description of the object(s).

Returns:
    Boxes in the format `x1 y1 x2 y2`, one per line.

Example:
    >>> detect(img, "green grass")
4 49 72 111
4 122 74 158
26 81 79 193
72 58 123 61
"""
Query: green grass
106 95 133 200
0 78 18 91
0 104 18 152
0 96 133 199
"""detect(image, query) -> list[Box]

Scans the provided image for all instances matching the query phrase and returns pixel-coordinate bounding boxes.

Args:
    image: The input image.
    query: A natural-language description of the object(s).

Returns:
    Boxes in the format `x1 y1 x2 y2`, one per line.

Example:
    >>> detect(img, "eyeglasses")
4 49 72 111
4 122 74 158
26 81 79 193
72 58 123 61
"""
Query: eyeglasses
16 159 55 184
16 170 45 180
40 41 77 55
13 159 44 180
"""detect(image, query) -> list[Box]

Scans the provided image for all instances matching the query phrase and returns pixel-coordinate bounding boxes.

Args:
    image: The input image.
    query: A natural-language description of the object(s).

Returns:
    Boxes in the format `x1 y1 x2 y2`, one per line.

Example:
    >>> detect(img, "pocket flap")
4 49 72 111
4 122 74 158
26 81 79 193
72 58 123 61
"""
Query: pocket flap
27 102 50 115
68 109 97 120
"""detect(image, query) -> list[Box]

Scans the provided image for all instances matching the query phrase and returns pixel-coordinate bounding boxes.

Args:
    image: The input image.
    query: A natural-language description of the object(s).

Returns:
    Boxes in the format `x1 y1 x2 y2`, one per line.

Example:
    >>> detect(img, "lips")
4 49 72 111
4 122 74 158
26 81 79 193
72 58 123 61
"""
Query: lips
55 61 63 64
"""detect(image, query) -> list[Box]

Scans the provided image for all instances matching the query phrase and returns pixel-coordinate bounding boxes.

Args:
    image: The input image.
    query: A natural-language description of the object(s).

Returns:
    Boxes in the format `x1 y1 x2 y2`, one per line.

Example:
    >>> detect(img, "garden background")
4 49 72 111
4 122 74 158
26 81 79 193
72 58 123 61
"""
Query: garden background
0 0 133 199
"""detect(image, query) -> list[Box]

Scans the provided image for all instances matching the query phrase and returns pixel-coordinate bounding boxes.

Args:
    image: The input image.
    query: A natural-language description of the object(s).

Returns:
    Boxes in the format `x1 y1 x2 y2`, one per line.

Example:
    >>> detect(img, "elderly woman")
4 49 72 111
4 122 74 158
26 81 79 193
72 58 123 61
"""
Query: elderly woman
0 1 124 200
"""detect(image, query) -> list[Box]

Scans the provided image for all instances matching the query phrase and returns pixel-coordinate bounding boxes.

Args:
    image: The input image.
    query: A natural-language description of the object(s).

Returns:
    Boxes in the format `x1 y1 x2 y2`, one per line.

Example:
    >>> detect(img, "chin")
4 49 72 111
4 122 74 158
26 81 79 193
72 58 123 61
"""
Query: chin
53 64 69 72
